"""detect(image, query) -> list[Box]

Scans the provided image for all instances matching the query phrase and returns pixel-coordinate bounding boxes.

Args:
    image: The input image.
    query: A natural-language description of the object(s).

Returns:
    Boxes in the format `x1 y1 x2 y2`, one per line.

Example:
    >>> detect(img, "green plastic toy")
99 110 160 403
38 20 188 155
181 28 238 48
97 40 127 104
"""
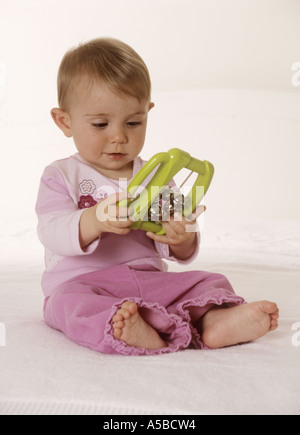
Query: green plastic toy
120 148 214 235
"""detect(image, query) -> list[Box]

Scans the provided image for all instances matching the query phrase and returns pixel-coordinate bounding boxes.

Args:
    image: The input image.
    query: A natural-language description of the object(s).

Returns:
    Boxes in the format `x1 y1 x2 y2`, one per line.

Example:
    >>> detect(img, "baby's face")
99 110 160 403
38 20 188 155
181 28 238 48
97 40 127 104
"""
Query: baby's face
67 81 153 179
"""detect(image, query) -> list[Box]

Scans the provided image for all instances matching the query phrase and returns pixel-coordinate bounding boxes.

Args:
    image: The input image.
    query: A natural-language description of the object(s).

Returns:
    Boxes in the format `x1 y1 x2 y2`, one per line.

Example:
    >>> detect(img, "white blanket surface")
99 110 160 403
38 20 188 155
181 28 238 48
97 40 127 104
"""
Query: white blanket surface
0 218 299 415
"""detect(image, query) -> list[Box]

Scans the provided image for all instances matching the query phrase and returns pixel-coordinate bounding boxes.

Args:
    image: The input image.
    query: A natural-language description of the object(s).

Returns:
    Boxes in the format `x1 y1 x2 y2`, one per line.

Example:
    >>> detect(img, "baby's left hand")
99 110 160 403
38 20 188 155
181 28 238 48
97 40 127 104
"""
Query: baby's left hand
146 204 206 246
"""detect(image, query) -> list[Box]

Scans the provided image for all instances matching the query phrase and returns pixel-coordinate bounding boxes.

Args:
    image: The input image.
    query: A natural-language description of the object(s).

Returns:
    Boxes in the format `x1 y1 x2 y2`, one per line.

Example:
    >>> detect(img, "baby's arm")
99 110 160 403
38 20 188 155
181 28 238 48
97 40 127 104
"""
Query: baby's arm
168 232 198 261
36 166 88 256
79 191 132 250
146 205 205 261
36 166 131 256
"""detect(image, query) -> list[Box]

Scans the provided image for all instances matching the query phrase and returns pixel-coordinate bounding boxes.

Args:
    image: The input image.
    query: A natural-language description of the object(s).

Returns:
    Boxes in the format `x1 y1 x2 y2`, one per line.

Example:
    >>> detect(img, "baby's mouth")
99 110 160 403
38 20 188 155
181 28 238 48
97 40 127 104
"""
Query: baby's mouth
106 153 126 160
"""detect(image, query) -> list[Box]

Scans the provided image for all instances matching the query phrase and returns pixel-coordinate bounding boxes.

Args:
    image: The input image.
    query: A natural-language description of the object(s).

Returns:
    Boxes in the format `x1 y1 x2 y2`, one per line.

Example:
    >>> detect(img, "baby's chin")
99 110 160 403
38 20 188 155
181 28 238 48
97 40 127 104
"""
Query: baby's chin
86 156 135 180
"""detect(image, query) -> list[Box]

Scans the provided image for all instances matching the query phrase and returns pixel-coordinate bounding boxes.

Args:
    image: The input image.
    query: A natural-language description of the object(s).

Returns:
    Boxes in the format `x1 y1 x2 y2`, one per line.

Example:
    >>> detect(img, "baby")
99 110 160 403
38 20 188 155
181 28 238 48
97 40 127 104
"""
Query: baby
35 37 279 355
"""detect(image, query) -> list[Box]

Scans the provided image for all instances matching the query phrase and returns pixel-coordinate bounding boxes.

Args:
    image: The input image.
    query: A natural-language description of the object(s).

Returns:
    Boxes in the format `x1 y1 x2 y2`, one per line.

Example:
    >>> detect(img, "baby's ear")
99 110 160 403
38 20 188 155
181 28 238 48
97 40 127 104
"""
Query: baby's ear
50 108 72 138
148 102 155 111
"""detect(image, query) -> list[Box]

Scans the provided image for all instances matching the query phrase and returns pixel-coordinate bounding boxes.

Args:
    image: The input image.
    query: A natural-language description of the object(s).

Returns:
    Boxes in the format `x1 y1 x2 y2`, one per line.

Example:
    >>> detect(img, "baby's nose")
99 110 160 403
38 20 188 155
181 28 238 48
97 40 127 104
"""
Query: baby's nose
109 127 128 144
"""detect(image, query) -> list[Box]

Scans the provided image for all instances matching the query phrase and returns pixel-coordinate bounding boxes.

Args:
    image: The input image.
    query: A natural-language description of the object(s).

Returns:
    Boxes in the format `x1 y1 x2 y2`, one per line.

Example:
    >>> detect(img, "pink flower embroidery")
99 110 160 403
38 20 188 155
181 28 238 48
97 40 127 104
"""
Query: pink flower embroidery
96 188 109 201
79 179 96 195
78 195 97 209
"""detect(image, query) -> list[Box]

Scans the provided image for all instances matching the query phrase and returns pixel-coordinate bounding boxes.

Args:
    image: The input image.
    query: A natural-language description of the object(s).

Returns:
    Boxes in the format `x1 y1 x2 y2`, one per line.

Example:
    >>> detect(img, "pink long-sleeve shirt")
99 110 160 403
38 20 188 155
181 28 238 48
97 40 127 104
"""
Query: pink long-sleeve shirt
35 153 200 296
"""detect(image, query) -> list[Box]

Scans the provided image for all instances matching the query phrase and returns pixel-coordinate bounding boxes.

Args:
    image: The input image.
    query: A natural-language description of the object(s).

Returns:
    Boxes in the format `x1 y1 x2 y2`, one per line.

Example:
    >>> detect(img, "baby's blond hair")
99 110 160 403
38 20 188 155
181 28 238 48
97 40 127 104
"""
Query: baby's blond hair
57 37 152 112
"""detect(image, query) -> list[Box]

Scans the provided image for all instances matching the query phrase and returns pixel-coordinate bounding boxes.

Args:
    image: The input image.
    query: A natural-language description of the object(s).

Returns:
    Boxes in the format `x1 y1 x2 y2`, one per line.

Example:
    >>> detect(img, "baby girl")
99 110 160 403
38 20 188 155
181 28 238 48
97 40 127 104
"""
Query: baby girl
35 37 279 355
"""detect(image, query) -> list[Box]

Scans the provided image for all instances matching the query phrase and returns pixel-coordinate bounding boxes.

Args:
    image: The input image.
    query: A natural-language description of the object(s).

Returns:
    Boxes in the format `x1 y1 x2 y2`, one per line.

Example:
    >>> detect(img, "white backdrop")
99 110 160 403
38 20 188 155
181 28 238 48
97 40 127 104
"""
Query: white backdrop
0 0 299 234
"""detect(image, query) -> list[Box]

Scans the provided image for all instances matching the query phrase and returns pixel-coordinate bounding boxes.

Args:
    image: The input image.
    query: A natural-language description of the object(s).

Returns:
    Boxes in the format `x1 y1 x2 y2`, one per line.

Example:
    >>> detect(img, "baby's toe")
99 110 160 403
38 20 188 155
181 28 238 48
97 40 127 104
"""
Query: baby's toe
260 300 278 315
121 301 138 315
112 313 122 322
113 327 123 338
113 309 129 323
113 320 125 330
118 308 131 319
270 318 278 331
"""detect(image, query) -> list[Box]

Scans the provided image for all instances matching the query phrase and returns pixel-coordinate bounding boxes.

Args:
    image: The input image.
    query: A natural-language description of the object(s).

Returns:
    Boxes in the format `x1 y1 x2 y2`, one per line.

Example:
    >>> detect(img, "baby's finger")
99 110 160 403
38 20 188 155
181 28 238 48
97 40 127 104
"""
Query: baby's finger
145 231 170 245
109 216 133 228
96 194 131 223
195 204 206 217
165 216 186 235
109 206 130 220
107 191 130 206
186 204 206 222
106 192 132 221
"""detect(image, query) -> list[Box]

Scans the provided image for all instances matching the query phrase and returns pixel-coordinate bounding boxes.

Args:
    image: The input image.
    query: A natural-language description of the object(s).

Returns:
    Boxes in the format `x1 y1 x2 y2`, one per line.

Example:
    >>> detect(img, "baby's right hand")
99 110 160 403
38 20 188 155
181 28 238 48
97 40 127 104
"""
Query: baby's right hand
95 191 133 235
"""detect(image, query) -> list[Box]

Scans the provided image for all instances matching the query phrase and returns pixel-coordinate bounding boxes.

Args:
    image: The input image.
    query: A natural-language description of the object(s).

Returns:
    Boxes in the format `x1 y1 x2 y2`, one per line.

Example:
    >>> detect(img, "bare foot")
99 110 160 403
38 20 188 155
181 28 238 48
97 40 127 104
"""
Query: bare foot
112 301 166 350
200 300 279 349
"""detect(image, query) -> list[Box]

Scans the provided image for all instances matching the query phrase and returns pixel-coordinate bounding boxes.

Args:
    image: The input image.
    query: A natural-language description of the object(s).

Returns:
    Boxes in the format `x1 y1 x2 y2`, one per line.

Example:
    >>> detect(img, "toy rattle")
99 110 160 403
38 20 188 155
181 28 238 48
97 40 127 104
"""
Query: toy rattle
120 148 214 235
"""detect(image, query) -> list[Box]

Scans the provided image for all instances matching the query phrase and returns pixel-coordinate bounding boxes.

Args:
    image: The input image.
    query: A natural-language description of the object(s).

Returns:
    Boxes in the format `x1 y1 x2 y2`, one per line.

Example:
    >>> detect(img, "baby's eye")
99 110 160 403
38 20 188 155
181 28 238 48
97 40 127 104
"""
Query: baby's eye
127 122 142 127
92 123 108 128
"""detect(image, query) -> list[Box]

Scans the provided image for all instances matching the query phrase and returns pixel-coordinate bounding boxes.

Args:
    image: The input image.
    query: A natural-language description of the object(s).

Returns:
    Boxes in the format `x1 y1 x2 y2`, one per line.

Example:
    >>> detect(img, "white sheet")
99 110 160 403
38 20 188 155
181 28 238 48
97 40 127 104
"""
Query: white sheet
0 218 300 415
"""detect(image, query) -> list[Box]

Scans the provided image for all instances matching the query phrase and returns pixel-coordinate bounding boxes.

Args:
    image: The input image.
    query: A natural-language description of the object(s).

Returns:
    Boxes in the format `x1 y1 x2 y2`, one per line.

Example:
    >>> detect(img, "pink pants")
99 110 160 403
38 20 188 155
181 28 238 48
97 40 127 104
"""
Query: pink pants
43 264 245 356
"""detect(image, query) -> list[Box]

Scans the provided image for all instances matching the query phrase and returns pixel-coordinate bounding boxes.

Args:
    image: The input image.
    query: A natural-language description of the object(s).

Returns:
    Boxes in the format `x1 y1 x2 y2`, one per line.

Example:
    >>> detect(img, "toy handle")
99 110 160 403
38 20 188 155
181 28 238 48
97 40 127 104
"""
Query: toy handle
183 160 214 217
119 149 214 236
127 152 169 198
151 156 214 234
186 156 206 173
118 152 170 235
